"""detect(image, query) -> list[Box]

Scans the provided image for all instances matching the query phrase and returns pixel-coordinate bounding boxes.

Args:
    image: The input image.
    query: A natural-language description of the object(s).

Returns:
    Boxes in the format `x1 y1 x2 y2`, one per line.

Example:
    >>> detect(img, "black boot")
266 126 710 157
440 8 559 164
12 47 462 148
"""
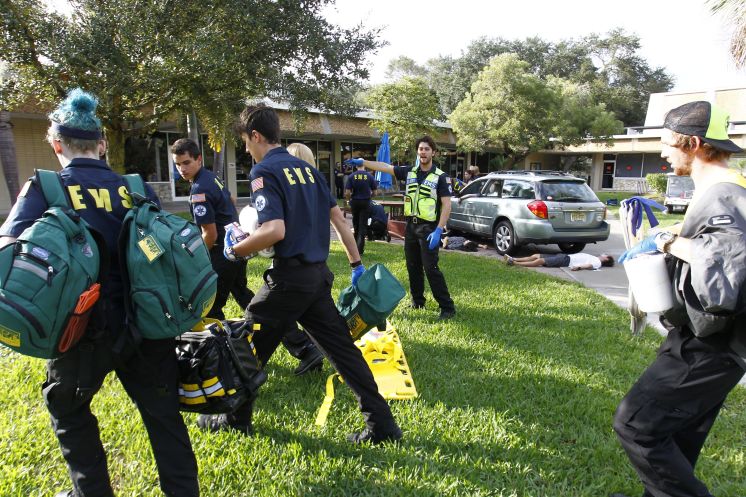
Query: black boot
197 401 253 435
347 423 402 445
293 347 324 376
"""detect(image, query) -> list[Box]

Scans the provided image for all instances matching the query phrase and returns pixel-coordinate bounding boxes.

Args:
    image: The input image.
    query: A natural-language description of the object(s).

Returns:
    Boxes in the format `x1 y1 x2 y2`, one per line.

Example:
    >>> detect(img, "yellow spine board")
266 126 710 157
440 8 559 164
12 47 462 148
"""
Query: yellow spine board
314 321 417 426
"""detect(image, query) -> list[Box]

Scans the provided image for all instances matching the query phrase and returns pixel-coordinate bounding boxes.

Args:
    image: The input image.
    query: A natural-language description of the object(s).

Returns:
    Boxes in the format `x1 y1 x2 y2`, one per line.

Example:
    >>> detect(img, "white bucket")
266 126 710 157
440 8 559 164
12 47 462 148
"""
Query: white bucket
623 253 675 313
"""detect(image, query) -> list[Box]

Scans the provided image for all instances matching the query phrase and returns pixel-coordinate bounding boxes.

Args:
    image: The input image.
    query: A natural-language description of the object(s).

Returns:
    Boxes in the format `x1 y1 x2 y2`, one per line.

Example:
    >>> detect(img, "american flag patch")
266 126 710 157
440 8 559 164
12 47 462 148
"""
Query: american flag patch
190 193 206 203
251 177 264 192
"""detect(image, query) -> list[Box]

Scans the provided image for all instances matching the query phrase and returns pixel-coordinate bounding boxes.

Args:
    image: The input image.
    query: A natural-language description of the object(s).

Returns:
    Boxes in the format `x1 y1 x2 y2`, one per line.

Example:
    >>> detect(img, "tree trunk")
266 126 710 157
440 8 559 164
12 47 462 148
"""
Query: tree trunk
0 110 21 204
213 141 225 179
106 126 127 174
187 111 199 142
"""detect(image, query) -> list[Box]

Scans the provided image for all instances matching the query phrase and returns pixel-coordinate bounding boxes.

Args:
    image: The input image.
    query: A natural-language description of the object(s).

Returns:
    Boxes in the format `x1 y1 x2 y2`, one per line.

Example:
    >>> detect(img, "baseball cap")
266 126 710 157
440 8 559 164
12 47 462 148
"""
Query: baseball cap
663 101 743 153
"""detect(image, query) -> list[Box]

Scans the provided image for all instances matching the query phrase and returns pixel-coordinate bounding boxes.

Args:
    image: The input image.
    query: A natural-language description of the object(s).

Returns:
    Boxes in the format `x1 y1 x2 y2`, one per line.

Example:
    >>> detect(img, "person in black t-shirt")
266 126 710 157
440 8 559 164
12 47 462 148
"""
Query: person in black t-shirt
345 162 378 254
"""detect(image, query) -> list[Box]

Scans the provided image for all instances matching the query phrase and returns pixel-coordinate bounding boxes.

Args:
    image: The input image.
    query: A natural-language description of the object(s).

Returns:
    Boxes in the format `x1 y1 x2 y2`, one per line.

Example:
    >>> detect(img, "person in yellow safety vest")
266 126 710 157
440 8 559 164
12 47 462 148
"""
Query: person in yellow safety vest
345 135 456 320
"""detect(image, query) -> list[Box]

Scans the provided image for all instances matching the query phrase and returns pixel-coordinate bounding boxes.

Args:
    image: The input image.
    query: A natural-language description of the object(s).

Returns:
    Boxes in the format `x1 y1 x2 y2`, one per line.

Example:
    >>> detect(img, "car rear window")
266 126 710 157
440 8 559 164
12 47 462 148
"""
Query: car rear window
540 181 598 202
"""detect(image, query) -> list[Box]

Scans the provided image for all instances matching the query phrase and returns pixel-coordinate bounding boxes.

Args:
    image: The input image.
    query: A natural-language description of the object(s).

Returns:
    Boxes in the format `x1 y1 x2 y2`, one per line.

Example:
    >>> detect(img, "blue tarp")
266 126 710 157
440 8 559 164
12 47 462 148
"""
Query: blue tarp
375 132 393 189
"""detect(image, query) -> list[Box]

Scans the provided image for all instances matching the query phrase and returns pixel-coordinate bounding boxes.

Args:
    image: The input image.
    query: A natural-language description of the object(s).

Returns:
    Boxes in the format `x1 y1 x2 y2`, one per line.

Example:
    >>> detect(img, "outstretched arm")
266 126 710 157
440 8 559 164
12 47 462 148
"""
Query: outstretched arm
570 264 594 271
347 159 395 176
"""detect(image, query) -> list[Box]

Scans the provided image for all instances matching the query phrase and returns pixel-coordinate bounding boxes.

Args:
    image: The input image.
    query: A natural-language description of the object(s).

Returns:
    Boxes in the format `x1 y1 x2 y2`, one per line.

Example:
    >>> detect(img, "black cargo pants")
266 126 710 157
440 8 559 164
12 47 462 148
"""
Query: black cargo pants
613 326 744 497
404 219 455 312
350 198 371 254
43 328 199 497
243 259 397 431
209 246 315 360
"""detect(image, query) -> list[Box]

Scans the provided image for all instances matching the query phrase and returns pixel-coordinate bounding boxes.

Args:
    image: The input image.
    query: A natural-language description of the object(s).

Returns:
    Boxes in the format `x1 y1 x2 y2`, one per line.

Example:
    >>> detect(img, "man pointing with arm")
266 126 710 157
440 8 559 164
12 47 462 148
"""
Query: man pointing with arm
347 135 455 320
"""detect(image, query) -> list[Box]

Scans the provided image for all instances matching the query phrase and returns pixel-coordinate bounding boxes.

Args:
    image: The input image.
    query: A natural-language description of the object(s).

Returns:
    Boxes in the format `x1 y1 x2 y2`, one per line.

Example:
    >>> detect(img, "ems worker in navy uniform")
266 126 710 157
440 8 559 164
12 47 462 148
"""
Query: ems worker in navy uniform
172 138 254 320
348 136 456 320
172 138 323 375
197 104 402 444
613 101 746 497
0 89 199 497
345 160 378 254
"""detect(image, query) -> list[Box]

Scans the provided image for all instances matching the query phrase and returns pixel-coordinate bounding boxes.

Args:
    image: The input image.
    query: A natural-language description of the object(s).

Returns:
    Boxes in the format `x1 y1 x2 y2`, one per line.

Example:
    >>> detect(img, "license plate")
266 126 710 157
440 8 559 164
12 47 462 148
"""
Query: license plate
570 212 585 222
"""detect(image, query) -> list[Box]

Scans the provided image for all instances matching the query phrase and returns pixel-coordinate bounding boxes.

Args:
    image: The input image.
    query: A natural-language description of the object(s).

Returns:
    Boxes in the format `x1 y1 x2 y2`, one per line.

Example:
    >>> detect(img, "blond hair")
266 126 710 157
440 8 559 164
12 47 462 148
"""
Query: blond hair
287 142 317 168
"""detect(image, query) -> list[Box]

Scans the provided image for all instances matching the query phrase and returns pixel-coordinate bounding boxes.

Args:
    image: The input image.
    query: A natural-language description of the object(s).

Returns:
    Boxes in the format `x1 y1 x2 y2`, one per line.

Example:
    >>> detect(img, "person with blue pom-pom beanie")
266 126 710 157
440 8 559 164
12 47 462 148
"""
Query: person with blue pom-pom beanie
0 89 200 497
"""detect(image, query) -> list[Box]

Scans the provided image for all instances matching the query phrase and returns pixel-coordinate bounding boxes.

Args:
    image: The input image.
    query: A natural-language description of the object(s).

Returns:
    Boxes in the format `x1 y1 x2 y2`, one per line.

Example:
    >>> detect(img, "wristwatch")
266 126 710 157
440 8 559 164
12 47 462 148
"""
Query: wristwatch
655 232 677 253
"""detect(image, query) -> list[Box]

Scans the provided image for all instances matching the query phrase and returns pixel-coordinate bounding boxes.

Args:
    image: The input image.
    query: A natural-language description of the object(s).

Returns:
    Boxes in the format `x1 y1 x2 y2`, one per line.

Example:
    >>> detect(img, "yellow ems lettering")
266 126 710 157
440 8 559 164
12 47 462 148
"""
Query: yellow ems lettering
283 167 316 186
283 168 296 185
87 188 112 212
119 186 132 209
293 168 307 184
67 185 86 210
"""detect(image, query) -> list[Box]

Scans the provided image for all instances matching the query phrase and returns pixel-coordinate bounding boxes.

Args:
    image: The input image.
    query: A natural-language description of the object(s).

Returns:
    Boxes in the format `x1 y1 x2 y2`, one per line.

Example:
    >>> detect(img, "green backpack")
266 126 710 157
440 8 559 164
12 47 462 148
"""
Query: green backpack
0 170 104 358
120 175 217 339
337 263 405 339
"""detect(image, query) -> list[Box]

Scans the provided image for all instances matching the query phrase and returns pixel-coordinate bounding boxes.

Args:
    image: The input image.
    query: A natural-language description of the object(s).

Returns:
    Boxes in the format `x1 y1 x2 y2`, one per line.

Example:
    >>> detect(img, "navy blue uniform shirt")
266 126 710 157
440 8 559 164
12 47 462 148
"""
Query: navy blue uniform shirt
345 169 377 200
0 158 160 301
189 167 237 245
249 147 336 263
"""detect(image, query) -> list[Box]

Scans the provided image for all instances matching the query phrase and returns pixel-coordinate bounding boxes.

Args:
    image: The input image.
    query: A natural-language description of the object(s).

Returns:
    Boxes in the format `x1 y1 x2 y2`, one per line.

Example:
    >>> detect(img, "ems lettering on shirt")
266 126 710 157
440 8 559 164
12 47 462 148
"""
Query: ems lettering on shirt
282 167 316 185
67 184 131 212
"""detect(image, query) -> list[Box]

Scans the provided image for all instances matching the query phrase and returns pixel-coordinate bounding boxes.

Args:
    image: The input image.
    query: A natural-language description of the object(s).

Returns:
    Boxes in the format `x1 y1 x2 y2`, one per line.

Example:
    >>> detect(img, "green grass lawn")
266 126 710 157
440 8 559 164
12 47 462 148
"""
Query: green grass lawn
1 243 744 496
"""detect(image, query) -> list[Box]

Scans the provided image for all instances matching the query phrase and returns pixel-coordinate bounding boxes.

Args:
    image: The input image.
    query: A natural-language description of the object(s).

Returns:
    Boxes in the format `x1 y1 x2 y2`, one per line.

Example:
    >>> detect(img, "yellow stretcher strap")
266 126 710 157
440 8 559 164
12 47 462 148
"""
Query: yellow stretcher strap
314 321 418 426
315 374 345 426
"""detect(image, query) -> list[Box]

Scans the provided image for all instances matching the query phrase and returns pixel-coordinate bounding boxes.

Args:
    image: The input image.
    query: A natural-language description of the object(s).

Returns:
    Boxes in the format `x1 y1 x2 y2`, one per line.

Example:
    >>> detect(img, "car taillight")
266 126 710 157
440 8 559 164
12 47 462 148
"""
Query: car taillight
527 200 548 219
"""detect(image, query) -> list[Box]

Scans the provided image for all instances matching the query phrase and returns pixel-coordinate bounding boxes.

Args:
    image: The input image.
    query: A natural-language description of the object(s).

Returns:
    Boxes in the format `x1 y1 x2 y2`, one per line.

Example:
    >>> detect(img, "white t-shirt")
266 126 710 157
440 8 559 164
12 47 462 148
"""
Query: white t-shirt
568 253 602 270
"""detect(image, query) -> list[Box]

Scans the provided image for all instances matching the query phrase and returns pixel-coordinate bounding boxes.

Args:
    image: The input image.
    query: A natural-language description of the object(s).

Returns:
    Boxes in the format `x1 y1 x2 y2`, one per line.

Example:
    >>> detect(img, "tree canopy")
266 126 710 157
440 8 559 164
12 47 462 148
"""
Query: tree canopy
710 0 746 67
449 54 622 167
364 77 440 162
0 0 382 172
389 29 673 127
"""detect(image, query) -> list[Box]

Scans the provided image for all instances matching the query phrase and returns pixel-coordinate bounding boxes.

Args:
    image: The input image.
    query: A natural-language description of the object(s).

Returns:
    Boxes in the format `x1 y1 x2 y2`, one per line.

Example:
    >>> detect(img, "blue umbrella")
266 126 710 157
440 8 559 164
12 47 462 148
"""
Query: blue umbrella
375 132 393 190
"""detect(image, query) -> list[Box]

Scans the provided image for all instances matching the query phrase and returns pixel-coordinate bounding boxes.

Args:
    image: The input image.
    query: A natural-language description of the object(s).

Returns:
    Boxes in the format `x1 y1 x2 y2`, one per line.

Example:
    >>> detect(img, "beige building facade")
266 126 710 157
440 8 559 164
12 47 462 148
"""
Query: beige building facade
521 87 746 192
2 88 744 213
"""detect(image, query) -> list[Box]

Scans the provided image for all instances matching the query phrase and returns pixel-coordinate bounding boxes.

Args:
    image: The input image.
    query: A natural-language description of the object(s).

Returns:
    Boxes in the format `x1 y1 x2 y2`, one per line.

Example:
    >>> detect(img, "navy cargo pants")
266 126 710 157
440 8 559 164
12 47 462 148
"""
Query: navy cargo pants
43 327 199 497
404 220 455 312
613 326 744 497
242 259 397 432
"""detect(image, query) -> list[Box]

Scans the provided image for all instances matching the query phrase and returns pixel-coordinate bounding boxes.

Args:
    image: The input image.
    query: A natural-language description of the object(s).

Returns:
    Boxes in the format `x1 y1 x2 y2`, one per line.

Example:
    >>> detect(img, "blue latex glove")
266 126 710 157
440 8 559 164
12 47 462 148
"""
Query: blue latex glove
345 158 364 167
619 233 660 264
427 226 443 250
620 196 666 237
351 264 365 287
223 228 238 261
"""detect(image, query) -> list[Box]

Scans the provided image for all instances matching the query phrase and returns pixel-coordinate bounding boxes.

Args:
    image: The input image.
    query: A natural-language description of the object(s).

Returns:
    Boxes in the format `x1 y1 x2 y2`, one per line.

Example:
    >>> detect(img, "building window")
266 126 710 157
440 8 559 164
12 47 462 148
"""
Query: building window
614 153 643 178
642 153 669 175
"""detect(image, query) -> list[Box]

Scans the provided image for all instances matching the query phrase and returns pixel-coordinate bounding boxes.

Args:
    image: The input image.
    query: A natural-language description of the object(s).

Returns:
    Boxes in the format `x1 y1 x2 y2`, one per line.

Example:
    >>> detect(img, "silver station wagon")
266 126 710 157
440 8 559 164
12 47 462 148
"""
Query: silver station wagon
448 171 610 255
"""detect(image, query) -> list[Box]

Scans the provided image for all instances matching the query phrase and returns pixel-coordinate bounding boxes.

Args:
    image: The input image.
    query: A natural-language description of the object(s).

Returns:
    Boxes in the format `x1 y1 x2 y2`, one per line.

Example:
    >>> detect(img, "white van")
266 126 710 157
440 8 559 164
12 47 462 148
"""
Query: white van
664 173 695 213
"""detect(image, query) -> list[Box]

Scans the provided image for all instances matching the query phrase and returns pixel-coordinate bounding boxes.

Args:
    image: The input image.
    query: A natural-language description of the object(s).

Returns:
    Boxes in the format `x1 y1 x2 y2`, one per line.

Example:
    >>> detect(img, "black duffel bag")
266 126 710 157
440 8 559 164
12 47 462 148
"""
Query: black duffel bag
175 319 267 414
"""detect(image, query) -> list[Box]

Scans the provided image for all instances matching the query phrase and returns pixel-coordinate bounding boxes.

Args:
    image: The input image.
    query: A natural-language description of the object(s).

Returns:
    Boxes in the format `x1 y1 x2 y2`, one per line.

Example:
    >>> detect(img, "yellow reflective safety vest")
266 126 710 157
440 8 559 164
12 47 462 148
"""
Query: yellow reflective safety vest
404 167 446 222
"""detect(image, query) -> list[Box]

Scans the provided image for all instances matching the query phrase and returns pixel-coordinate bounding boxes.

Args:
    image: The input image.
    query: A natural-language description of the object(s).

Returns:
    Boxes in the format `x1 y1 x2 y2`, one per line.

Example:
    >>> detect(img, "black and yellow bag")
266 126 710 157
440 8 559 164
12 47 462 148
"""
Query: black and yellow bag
175 319 266 414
